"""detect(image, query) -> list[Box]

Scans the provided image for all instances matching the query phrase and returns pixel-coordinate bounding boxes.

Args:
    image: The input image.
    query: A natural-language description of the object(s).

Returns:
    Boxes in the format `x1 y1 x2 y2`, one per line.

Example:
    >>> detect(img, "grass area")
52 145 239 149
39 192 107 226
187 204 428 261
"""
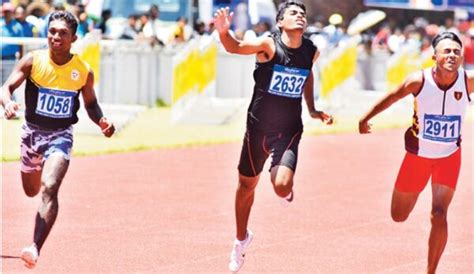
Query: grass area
2 105 473 162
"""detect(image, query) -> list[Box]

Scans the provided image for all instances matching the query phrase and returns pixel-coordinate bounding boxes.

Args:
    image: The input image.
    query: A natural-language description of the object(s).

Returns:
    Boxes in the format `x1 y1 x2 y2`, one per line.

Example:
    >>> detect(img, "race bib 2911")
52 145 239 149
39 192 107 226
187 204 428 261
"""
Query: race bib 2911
423 114 461 143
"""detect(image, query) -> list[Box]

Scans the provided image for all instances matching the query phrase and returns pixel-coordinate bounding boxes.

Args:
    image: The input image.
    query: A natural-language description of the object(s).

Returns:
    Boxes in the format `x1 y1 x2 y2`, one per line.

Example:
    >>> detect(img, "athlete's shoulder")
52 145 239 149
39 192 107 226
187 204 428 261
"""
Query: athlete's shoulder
403 70 425 95
406 70 425 85
465 69 474 93
72 54 91 73
466 69 474 79
302 37 316 49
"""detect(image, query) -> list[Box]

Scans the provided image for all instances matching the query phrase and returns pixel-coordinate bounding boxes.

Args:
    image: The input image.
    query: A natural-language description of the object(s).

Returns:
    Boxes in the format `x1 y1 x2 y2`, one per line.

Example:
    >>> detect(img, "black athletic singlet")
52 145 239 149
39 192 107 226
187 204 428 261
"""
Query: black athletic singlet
246 32 317 133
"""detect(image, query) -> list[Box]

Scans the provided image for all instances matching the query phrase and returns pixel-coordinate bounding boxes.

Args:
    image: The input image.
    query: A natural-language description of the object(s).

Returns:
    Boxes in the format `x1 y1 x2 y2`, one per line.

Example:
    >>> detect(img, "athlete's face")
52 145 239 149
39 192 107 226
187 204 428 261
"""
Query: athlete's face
433 39 463 72
277 5 307 32
47 20 77 53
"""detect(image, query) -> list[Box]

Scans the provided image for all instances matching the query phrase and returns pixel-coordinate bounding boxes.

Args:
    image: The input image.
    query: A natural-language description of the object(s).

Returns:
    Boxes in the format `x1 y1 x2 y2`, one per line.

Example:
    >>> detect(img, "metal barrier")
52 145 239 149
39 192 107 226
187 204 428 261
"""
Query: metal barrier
1 36 430 108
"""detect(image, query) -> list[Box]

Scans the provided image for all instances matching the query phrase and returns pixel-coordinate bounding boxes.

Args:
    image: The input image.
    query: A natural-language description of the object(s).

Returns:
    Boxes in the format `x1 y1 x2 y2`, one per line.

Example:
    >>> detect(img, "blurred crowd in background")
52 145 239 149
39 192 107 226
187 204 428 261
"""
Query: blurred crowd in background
1 0 473 69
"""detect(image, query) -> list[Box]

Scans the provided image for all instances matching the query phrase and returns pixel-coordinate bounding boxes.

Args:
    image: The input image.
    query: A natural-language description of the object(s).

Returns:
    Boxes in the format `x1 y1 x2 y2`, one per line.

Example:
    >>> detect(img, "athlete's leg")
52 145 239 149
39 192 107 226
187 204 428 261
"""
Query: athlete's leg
391 152 431 222
427 184 454 274
269 131 301 198
235 174 259 240
390 190 420 222
33 152 69 252
20 124 44 197
21 171 42 197
235 130 268 240
270 165 294 198
426 149 460 274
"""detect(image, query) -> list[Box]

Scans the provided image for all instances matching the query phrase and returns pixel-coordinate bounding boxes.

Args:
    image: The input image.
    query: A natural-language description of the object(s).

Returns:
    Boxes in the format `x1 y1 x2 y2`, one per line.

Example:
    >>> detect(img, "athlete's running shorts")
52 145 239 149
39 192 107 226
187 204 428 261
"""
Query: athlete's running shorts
238 129 302 177
20 122 73 173
394 148 461 193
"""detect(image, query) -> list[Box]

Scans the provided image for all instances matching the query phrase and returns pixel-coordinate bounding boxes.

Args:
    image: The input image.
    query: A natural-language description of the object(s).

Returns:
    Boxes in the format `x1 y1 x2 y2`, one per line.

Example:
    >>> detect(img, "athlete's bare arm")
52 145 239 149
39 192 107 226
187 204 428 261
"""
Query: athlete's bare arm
359 71 424 134
214 7 274 61
1 53 33 119
466 70 474 95
303 50 332 125
81 70 115 137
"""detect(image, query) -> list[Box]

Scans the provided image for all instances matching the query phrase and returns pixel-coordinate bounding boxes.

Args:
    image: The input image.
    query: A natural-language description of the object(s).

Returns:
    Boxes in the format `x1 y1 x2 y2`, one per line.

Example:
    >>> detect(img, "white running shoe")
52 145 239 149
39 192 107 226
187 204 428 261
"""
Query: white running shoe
20 244 38 269
228 230 254 273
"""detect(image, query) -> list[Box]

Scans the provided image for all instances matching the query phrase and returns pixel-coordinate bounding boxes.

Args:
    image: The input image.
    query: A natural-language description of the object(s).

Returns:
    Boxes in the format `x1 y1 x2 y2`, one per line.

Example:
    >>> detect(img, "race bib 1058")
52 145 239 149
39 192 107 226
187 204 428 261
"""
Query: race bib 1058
268 64 310 98
423 114 461 143
35 88 76 118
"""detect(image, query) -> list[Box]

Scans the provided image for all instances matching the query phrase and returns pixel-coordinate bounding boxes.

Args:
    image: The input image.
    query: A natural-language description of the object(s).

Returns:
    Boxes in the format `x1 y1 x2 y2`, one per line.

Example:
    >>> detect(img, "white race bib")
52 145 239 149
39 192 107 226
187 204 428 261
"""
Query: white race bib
268 64 310 98
423 114 461 143
35 88 76 118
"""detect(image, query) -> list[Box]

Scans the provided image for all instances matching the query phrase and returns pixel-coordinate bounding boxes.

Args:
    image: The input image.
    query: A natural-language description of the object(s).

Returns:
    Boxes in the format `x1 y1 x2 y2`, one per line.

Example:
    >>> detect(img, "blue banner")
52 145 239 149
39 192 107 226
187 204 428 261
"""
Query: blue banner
447 0 474 10
365 0 473 10
364 0 442 8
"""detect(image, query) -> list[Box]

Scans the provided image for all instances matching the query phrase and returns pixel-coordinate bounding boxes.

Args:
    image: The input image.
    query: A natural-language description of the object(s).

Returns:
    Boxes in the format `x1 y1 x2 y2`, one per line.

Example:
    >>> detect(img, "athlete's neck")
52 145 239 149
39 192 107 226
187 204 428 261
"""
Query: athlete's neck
280 30 303 49
432 66 458 90
49 51 73 66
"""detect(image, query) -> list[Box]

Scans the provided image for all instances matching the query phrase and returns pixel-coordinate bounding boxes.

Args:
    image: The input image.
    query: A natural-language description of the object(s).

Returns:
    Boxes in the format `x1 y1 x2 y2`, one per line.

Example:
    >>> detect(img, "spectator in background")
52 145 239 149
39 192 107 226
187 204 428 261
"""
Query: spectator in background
243 23 258 40
171 16 188 44
372 24 391 51
358 34 375 90
1 2 24 84
244 20 272 40
192 19 207 37
401 24 421 49
96 9 111 37
143 4 166 46
442 17 459 35
306 21 329 51
121 14 139 40
31 2 59 38
463 29 474 70
137 13 148 33
207 21 220 41
74 4 93 38
324 13 345 47
15 5 34 37
387 28 403 53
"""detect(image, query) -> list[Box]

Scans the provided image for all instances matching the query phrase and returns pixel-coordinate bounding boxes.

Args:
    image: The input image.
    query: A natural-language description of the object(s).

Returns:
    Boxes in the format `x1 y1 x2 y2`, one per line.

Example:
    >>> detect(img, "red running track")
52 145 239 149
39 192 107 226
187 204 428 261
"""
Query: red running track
2 126 473 273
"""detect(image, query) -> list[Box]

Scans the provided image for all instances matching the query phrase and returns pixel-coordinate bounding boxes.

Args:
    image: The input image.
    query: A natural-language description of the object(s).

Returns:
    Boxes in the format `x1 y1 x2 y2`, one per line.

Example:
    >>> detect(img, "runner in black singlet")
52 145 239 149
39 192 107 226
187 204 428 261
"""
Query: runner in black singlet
214 2 333 272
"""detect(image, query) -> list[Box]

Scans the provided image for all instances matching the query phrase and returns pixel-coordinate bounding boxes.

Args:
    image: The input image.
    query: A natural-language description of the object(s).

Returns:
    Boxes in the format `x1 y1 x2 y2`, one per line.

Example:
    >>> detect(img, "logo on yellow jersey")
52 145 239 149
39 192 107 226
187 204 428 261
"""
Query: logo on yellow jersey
71 70 80 81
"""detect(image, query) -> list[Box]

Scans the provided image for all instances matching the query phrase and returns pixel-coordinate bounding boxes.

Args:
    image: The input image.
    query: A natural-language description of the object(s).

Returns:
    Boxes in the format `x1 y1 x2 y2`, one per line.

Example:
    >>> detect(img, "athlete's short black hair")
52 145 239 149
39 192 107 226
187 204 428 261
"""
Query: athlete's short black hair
275 1 306 22
48 11 78 35
431 31 463 50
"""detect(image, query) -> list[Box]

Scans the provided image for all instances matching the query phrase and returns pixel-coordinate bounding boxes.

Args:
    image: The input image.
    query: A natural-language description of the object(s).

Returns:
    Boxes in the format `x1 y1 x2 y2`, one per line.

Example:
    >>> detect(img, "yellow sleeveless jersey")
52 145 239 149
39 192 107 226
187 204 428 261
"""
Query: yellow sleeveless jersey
25 49 90 129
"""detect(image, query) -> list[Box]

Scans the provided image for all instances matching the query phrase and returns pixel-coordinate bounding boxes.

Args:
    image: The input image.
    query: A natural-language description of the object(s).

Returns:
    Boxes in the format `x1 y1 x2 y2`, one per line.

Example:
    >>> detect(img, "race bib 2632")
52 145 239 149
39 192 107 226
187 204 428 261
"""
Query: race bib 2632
35 88 76 118
268 64 310 98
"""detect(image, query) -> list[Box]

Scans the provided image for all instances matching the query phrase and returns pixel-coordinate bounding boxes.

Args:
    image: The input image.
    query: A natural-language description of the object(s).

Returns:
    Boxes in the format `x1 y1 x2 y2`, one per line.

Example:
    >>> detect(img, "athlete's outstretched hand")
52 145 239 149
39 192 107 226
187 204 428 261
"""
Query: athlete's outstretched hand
310 110 333 125
359 119 372 134
3 101 20 120
99 117 115 138
213 7 233 34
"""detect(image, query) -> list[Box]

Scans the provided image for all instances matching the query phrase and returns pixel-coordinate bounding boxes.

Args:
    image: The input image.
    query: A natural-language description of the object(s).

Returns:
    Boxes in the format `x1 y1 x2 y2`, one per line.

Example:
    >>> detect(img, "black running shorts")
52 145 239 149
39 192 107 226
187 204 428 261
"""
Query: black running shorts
238 129 302 177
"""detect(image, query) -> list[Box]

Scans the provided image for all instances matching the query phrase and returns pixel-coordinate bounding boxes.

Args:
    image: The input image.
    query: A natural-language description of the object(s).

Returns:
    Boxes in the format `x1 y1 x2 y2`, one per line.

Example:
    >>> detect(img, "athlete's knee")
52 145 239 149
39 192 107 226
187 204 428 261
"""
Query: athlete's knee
24 187 40 198
273 178 293 198
430 207 448 226
238 176 258 192
391 209 410 222
41 178 61 200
